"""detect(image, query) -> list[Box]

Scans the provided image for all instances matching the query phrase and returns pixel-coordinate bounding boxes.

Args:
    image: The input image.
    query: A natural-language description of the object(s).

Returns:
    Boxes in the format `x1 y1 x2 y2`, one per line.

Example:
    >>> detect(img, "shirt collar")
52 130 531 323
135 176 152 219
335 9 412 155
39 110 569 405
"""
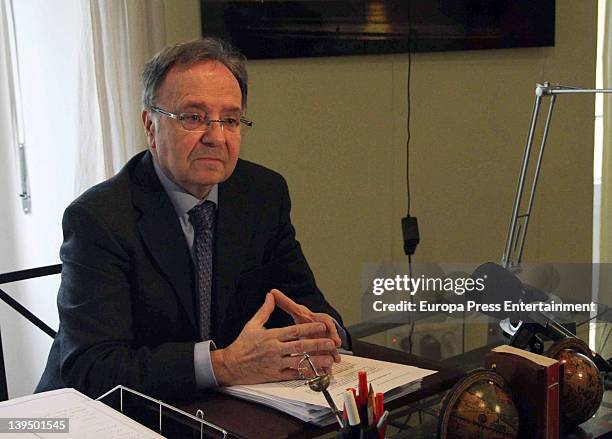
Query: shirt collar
153 159 218 218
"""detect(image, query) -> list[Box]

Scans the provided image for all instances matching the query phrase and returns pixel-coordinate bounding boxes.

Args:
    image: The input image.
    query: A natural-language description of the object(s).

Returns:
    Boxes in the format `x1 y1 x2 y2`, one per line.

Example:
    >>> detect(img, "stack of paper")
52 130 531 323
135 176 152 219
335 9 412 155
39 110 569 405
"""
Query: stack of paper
0 388 164 438
220 354 437 426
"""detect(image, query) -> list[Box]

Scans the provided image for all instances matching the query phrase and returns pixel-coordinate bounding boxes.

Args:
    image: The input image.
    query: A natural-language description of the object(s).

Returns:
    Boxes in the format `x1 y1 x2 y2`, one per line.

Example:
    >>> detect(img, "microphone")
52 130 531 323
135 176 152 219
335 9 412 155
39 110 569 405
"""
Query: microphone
470 263 612 385
468 262 549 321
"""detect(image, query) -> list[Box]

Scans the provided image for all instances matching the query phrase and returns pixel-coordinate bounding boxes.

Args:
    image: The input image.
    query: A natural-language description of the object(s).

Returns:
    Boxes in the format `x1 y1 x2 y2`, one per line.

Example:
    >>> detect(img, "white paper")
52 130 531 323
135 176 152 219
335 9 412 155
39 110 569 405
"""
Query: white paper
221 354 437 425
0 388 164 438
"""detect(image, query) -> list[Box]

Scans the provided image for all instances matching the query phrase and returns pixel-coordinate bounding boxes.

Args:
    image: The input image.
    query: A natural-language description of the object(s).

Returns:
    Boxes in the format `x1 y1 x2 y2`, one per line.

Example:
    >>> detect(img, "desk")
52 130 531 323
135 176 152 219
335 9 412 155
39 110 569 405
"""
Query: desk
176 340 465 439
102 334 610 438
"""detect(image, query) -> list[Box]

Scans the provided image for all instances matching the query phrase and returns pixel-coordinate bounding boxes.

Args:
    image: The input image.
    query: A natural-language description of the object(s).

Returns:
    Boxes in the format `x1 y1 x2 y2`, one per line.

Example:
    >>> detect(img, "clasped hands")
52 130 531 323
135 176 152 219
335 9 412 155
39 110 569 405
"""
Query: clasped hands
211 289 341 386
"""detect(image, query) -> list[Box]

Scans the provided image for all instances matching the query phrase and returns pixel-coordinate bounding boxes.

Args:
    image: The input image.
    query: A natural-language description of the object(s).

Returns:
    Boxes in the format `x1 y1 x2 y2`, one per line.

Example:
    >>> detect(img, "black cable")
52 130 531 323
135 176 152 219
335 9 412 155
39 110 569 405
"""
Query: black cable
462 309 466 356
600 324 612 354
407 254 415 354
575 306 611 328
405 7 412 216
406 321 415 355
400 4 419 257
408 253 413 280
598 323 610 352
404 7 416 356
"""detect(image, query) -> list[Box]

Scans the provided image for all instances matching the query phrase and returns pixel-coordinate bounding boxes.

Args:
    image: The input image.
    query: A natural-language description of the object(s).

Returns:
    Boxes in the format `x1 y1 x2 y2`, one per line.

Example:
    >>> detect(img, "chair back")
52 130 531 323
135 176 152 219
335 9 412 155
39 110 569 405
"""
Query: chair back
0 264 61 401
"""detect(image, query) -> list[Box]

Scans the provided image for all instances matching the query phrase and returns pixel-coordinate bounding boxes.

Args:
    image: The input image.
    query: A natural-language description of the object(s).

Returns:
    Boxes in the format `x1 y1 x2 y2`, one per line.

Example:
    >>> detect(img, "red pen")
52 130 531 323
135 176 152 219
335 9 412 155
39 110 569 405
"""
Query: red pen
357 370 368 426
374 392 384 425
358 370 368 405
376 393 385 439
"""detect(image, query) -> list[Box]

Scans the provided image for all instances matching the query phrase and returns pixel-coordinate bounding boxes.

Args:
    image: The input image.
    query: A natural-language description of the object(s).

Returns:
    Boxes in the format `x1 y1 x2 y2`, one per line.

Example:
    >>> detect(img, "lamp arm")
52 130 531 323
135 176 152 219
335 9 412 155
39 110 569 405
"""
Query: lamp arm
502 82 612 269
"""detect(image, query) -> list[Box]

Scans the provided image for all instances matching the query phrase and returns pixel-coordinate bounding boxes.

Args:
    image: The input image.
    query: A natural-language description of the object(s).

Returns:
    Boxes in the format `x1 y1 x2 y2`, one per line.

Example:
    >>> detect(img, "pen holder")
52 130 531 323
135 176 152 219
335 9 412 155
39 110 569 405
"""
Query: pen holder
335 425 383 439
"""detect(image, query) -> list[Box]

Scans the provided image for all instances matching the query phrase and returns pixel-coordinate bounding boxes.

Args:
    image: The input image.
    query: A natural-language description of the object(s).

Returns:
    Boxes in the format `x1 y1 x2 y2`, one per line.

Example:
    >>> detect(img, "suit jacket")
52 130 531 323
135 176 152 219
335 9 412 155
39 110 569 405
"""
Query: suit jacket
36 151 345 399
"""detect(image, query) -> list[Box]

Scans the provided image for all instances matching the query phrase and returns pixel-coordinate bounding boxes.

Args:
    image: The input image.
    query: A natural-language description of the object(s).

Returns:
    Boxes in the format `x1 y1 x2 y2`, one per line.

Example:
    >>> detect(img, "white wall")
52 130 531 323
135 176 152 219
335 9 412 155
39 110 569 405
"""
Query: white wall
0 0 81 398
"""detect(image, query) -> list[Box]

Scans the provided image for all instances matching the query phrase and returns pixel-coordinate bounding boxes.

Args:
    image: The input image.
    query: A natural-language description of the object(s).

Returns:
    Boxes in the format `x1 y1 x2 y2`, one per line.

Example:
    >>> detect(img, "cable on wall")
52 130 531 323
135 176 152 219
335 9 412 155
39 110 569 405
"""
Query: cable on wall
402 4 418 354
401 3 419 257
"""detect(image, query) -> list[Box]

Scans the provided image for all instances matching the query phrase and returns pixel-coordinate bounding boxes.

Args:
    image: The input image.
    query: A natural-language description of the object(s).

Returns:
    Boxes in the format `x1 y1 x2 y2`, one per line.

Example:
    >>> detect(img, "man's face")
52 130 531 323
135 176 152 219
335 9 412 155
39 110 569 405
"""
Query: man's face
142 61 243 198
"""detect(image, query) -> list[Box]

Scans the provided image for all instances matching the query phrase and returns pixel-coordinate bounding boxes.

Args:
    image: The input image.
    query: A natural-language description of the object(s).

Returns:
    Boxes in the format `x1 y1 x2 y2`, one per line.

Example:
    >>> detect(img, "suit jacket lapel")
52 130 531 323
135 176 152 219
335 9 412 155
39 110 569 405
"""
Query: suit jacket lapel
213 161 256 329
131 152 197 332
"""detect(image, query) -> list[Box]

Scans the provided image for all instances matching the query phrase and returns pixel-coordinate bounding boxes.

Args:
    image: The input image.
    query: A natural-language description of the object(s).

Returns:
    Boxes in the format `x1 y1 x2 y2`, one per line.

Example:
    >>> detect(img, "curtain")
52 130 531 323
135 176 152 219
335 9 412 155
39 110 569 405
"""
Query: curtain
601 1 612 263
0 0 27 213
75 0 166 195
598 1 612 353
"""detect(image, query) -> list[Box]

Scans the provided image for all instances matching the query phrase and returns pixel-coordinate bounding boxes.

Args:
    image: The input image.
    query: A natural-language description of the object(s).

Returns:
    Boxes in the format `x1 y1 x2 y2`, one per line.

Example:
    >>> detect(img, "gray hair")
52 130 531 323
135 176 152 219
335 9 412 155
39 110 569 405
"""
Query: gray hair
142 37 248 110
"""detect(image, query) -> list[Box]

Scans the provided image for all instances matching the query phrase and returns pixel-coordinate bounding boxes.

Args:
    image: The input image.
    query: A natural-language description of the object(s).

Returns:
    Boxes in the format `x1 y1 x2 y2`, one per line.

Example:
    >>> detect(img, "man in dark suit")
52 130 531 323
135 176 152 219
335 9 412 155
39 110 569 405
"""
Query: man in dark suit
36 38 347 399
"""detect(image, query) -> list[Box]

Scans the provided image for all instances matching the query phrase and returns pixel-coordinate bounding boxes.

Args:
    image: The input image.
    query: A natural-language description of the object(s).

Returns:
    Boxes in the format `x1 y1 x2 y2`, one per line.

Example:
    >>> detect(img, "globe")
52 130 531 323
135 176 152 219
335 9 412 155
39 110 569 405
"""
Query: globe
439 369 519 439
554 348 604 429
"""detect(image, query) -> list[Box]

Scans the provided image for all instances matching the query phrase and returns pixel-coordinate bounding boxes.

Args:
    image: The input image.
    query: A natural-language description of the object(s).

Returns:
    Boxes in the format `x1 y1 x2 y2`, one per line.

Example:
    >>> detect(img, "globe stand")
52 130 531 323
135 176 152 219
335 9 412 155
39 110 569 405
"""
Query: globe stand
438 369 519 439
547 338 605 430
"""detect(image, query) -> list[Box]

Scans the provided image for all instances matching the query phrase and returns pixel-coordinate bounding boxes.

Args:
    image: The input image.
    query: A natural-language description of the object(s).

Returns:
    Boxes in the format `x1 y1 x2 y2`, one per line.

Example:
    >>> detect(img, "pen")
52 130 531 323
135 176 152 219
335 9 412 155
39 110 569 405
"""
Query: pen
376 410 389 429
376 410 389 439
343 389 361 427
347 387 357 399
358 371 368 426
374 392 384 427
359 425 378 439
358 371 367 403
367 384 375 425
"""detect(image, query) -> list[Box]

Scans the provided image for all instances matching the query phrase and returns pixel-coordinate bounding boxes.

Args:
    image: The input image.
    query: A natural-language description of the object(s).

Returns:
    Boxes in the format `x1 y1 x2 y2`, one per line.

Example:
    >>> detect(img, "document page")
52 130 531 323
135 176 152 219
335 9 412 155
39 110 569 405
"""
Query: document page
221 354 436 423
0 388 164 438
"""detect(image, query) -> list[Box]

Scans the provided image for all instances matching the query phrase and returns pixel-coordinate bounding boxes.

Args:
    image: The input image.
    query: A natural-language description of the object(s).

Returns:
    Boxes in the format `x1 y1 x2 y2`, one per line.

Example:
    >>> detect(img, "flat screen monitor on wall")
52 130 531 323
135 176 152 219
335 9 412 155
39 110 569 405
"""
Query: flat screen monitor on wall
200 0 555 59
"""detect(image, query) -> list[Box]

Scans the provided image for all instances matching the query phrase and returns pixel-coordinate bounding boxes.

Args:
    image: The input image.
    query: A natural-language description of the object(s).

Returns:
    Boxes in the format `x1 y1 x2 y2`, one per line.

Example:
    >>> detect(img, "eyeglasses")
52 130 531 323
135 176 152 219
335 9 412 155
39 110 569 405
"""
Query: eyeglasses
150 106 253 135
